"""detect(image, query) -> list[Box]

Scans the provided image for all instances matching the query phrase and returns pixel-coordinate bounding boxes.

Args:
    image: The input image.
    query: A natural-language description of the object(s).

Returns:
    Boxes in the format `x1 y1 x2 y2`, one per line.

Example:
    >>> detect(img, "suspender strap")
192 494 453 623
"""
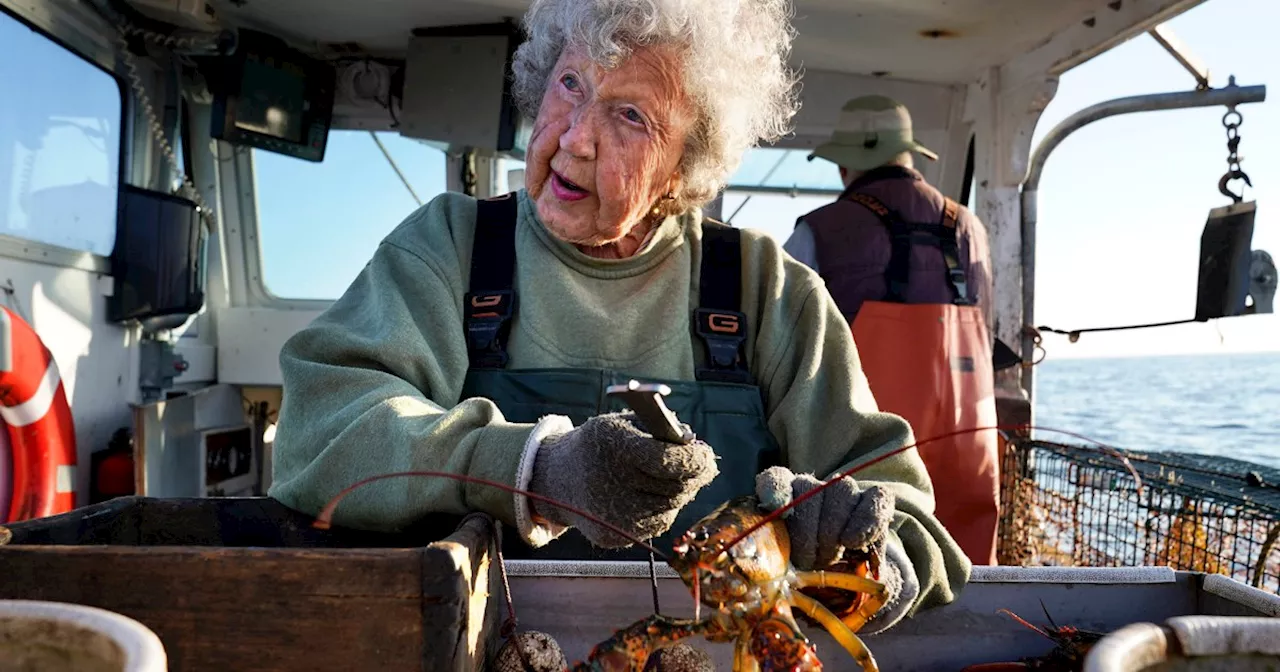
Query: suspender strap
938 197 971 305
845 192 972 306
464 193 519 369
845 193 911 302
694 221 751 384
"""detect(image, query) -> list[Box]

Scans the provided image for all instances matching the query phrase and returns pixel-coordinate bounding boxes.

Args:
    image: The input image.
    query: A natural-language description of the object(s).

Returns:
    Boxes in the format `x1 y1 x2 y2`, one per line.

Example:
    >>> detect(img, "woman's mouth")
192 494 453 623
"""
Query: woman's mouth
550 171 589 202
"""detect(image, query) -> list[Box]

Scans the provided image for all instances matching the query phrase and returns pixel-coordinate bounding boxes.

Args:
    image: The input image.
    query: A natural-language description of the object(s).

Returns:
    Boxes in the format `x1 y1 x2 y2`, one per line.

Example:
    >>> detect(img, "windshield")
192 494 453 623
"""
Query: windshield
251 131 447 300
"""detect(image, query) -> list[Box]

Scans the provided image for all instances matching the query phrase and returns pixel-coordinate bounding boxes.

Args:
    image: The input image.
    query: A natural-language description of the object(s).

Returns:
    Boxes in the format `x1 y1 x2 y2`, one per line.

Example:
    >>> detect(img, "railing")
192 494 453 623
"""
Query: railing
997 436 1280 594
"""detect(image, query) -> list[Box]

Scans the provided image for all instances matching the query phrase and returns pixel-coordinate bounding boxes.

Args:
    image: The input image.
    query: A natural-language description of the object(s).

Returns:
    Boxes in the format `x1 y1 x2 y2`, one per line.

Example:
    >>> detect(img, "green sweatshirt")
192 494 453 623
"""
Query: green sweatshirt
269 188 970 620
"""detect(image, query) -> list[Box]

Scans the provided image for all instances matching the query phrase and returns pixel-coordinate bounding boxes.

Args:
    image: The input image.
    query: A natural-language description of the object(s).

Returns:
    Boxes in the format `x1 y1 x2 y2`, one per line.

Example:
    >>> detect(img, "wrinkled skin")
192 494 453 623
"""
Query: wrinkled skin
525 42 695 259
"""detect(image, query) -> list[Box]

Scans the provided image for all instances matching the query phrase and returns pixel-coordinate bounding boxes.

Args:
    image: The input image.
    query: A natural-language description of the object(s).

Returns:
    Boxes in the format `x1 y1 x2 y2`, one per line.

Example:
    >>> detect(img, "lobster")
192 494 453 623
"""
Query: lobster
961 604 1107 672
574 494 888 671
311 424 1142 672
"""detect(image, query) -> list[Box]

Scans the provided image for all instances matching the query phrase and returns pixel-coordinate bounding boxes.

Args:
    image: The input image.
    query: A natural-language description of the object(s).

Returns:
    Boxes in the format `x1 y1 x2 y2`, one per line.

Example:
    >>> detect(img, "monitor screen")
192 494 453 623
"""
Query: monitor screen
208 28 335 162
233 56 307 144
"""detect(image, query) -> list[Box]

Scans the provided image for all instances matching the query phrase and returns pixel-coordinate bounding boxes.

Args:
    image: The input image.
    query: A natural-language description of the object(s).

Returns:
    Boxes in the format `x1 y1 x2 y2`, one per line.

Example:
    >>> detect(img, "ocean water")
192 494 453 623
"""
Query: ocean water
1033 351 1280 469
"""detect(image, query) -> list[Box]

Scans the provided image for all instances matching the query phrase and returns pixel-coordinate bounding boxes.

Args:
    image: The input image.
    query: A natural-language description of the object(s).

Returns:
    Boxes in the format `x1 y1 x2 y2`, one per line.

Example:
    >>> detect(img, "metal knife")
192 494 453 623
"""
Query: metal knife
605 379 696 445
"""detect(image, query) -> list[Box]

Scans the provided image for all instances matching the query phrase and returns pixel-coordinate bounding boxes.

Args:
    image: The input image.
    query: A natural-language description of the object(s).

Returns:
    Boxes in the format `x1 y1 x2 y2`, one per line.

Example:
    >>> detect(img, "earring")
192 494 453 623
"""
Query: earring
650 192 676 219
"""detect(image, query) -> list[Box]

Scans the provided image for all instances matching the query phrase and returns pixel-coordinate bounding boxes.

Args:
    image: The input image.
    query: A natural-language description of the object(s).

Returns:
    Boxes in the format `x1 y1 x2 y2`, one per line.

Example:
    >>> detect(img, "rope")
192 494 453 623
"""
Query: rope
1036 318 1198 343
493 523 541 672
648 544 662 615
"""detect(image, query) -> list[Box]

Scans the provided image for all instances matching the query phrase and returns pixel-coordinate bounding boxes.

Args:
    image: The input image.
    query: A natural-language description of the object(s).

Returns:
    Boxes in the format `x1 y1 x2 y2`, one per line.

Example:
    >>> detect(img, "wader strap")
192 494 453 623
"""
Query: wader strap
938 197 971 305
845 192 971 306
464 193 519 369
695 220 751 384
845 193 911 303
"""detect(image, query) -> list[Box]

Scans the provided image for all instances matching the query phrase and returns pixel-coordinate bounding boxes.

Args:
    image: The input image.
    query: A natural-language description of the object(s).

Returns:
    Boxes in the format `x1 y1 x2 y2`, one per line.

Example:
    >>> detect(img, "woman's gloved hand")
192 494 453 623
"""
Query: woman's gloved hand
529 412 719 547
755 466 919 633
755 465 894 570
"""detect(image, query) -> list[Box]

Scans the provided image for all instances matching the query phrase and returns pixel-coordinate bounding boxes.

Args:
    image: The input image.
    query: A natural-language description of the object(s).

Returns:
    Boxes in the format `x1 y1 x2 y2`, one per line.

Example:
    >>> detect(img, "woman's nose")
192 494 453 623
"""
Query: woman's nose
560 107 597 160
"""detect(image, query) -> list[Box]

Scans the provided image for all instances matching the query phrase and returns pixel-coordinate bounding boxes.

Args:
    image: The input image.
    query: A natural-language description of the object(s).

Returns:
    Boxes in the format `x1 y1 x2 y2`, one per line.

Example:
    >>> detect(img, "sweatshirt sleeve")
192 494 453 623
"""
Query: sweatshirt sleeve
749 247 972 628
267 196 549 539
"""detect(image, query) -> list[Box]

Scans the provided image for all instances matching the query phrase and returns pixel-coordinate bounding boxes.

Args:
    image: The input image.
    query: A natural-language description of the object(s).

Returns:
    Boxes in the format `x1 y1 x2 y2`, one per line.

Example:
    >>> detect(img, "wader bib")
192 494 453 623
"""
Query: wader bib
458 193 781 561
844 193 1000 565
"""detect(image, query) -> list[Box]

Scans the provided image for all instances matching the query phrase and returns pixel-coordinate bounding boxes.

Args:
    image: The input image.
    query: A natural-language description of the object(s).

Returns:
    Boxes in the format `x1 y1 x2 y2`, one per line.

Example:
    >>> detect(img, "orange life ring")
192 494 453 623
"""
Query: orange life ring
0 306 77 522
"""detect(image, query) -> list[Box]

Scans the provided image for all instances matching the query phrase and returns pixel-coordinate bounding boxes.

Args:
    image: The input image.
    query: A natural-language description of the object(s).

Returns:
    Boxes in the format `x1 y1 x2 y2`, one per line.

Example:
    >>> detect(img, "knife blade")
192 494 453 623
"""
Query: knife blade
605 379 696 445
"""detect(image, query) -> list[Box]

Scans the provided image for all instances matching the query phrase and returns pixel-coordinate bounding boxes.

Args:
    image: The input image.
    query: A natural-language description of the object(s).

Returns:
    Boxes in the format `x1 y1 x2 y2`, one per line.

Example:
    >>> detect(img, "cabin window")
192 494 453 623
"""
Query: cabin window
0 10 123 257
251 131 447 300
721 148 843 242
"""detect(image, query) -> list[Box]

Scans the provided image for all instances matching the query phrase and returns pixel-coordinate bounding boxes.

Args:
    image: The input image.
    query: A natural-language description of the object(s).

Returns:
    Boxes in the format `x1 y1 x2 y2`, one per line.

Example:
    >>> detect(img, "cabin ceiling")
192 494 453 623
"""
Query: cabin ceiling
215 0 1115 84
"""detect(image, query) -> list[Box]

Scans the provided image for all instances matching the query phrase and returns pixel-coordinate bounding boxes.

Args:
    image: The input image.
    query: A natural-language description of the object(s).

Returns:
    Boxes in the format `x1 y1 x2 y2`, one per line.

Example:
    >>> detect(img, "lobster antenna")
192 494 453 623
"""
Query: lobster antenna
997 608 1056 643
1039 599 1059 632
719 423 1146 555
312 470 670 560
692 568 701 621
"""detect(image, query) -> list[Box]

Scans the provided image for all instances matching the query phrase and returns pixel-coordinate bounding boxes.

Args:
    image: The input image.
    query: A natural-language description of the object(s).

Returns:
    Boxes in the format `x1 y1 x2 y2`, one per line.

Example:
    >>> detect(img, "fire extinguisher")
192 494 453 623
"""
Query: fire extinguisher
90 428 135 504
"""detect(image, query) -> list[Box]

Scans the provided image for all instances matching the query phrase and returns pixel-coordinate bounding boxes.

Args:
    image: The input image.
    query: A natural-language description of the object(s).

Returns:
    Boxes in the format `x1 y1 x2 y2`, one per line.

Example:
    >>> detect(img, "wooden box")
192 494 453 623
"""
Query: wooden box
0 497 503 672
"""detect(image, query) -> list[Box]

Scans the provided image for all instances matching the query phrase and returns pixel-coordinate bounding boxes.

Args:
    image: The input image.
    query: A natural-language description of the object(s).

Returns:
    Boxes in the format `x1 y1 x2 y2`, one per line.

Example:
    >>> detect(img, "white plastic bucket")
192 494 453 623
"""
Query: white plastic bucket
0 600 166 672
1084 615 1280 672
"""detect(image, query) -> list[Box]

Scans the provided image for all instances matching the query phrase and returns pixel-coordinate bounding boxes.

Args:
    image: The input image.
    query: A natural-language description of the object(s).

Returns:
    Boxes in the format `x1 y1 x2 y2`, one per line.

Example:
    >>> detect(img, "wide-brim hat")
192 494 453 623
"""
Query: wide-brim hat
807 95 938 171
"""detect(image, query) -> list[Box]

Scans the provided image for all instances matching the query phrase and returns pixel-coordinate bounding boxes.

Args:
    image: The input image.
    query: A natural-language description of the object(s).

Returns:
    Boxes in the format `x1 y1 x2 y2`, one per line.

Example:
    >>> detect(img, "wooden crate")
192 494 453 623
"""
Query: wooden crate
0 497 503 672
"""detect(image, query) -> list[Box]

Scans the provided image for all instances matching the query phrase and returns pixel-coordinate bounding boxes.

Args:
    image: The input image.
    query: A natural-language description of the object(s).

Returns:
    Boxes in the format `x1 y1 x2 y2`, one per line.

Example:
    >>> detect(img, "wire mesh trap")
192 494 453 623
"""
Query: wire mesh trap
997 436 1280 594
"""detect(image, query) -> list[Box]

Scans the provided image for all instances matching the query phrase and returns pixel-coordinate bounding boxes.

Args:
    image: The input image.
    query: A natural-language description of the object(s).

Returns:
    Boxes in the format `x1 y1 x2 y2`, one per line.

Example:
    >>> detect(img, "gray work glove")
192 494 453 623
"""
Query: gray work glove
529 412 719 548
755 466 894 570
756 466 919 632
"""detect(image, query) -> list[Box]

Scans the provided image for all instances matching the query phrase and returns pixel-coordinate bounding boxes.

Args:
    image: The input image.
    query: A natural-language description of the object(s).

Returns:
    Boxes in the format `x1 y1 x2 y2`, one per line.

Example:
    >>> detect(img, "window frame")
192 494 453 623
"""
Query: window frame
225 131 453 309
0 2 130 273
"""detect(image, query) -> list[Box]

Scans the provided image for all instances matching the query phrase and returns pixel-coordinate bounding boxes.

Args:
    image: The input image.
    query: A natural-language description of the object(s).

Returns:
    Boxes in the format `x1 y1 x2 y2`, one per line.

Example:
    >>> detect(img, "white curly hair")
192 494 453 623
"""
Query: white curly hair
511 0 802 212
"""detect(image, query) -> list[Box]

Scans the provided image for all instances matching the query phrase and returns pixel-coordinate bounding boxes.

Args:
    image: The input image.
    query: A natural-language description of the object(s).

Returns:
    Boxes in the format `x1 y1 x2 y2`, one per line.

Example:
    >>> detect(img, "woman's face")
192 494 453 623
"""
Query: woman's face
525 43 695 250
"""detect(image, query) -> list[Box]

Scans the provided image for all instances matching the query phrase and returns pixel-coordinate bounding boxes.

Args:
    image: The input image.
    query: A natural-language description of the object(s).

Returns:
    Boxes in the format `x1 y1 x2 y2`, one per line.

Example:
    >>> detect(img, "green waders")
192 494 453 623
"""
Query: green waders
459 193 782 561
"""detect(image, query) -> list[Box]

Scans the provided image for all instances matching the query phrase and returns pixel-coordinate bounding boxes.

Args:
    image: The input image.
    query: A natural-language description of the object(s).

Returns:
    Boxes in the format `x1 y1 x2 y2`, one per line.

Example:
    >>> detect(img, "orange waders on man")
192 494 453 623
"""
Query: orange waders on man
784 95 1001 564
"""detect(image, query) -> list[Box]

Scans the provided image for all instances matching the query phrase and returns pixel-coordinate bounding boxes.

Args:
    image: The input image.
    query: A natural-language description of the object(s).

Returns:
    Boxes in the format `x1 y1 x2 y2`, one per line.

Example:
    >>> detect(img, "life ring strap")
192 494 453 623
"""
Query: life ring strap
0 359 61 428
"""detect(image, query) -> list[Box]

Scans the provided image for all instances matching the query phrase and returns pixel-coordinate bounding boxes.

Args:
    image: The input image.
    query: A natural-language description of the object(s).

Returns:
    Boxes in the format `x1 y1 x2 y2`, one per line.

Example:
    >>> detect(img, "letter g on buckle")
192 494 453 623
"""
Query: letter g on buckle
707 312 740 334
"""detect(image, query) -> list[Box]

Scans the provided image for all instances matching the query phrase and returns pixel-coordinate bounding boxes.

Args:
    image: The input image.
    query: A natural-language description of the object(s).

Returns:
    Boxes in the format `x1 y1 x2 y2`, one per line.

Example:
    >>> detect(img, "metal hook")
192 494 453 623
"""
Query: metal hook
1219 169 1252 203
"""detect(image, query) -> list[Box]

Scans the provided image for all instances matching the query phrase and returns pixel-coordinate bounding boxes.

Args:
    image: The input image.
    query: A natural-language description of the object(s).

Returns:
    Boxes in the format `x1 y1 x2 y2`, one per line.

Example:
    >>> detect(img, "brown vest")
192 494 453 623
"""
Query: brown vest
799 166 993 330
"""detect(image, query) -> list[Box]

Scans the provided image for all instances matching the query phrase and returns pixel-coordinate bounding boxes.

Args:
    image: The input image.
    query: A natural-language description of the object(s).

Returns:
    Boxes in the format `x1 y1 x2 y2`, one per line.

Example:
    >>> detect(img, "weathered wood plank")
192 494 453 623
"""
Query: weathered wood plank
420 514 503 672
0 500 502 672
0 546 425 670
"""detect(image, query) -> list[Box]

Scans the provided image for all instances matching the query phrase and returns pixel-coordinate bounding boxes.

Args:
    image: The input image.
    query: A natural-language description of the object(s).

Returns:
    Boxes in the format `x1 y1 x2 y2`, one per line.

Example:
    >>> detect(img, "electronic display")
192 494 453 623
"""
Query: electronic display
209 30 334 162
233 57 307 143
108 185 206 324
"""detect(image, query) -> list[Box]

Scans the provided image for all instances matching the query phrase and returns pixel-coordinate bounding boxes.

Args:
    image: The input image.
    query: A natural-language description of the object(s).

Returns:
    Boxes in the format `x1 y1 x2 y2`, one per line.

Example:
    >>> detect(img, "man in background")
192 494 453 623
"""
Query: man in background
783 94 1004 565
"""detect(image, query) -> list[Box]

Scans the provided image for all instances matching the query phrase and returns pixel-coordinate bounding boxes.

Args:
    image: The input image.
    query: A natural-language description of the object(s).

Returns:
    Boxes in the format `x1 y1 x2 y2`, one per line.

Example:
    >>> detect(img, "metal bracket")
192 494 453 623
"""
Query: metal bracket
1147 24 1210 90
1020 80 1267 398
138 337 190 402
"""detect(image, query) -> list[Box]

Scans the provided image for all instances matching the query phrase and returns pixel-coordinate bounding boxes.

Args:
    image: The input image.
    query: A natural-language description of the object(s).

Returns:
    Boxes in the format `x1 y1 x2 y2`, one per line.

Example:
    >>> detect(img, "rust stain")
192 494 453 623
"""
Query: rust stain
920 28 958 39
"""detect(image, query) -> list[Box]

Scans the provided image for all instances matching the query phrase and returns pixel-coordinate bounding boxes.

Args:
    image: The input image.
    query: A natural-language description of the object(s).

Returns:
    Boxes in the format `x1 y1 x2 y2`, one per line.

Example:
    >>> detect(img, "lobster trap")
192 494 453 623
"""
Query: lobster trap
997 436 1280 595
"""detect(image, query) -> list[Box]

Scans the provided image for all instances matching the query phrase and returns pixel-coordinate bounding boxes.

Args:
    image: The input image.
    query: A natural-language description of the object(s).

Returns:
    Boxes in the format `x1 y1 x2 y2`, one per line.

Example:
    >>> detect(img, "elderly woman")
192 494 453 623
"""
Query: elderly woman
269 0 969 638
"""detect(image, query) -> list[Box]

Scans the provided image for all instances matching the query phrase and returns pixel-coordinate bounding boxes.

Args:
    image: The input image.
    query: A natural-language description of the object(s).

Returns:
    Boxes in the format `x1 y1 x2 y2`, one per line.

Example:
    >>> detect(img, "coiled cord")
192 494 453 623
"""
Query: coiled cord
116 21 215 229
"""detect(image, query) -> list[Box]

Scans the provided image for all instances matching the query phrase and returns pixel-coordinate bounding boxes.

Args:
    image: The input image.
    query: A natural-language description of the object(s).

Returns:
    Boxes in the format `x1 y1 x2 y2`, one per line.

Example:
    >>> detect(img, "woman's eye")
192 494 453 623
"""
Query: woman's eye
623 108 644 125
561 74 579 91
